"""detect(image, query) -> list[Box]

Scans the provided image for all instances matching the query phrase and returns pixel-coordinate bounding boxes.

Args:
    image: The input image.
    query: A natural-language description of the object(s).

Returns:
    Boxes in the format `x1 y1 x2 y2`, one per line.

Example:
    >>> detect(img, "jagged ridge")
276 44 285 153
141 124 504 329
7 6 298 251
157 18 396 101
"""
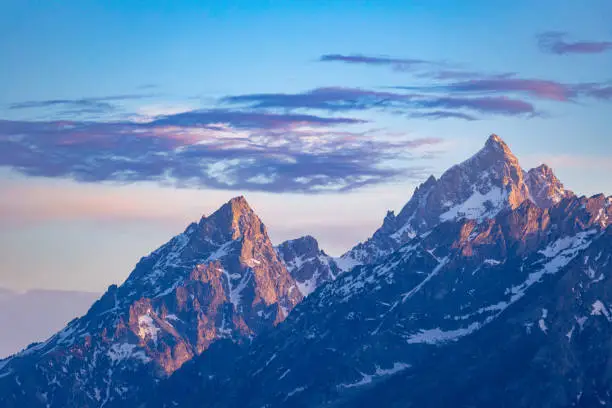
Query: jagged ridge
340 134 577 267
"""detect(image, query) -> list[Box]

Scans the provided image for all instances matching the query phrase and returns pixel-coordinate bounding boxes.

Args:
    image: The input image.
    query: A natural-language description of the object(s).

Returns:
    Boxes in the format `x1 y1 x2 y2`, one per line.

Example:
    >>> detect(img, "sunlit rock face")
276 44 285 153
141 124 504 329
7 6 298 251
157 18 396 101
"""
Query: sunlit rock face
527 163 575 209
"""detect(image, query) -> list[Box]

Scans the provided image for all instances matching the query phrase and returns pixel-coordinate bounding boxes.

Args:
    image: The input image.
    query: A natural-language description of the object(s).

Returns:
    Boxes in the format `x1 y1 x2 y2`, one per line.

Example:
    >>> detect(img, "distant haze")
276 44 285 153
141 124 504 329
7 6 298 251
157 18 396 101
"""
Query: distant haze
0 288 99 358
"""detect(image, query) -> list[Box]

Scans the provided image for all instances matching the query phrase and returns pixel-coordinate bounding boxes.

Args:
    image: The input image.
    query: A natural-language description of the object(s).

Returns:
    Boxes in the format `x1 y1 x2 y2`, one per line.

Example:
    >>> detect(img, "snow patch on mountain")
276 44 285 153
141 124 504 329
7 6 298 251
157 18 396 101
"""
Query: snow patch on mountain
338 362 411 389
440 186 506 222
222 267 251 309
591 300 611 321
335 253 363 271
539 309 549 334
107 344 151 364
137 315 160 343
405 322 482 345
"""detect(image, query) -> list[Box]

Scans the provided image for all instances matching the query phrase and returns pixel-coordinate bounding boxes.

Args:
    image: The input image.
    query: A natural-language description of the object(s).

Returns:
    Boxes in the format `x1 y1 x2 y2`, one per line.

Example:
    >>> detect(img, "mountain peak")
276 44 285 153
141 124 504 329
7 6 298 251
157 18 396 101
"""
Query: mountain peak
277 235 320 258
199 195 263 241
226 195 253 213
478 133 517 162
440 134 527 207
533 163 551 172
486 133 504 145
341 134 531 266
526 164 574 208
276 235 340 297
228 194 248 205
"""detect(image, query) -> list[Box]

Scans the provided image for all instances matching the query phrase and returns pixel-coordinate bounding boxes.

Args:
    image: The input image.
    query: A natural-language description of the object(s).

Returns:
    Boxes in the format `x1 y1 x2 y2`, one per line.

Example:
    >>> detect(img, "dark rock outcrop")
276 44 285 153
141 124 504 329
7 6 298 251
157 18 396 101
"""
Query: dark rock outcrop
276 236 340 296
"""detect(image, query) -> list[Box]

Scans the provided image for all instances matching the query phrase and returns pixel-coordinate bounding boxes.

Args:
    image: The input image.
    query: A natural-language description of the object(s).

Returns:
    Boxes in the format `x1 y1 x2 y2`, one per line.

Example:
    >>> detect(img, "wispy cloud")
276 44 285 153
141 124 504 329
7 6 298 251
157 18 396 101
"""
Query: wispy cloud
317 52 612 105
413 95 537 116
445 78 573 101
224 87 537 117
223 87 414 111
9 99 117 112
571 83 612 100
409 111 477 121
136 84 159 90
537 32 612 55
150 108 365 128
0 110 440 193
319 54 434 71
7 94 161 121
9 93 157 111
396 77 574 101
397 77 612 102
416 70 515 80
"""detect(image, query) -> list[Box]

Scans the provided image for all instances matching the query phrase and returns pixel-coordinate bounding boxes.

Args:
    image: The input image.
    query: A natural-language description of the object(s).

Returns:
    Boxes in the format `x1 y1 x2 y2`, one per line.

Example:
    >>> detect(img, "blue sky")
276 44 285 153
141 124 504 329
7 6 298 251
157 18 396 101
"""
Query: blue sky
1 0 611 292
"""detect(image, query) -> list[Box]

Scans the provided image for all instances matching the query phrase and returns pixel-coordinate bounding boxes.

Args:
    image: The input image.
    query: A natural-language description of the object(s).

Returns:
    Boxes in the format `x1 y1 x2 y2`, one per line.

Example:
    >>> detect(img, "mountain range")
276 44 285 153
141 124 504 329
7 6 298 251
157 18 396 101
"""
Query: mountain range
1 134 611 408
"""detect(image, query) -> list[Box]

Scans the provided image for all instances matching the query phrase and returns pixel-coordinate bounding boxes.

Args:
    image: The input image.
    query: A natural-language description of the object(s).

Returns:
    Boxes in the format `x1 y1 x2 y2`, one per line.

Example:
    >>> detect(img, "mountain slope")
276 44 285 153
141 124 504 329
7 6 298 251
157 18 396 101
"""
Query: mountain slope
0 196 302 408
342 225 612 408
144 136 612 408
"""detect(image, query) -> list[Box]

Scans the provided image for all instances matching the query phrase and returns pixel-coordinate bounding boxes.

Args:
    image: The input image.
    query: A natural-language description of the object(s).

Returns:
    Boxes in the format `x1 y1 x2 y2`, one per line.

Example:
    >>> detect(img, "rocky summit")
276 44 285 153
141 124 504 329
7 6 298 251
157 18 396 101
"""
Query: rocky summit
1 134 611 408
276 235 340 297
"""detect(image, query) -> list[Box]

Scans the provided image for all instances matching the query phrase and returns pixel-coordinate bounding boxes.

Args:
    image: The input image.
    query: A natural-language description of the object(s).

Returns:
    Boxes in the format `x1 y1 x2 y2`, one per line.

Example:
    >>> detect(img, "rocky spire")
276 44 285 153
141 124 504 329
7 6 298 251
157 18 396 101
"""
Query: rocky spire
198 196 264 242
276 236 340 297
526 164 574 208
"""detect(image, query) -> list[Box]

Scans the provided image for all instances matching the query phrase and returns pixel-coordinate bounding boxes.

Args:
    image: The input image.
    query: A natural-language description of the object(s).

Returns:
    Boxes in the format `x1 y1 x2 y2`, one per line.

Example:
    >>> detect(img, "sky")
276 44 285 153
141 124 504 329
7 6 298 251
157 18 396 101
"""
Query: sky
1 0 611 293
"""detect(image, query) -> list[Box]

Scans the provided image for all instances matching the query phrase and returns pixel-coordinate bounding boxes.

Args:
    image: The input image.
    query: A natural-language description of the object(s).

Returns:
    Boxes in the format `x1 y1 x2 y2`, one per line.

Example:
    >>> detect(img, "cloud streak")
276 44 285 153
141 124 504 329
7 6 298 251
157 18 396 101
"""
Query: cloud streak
317 52 612 104
319 54 433 71
224 87 537 117
538 32 612 55
9 93 157 111
409 111 477 121
0 110 440 193
223 87 414 112
397 78 612 102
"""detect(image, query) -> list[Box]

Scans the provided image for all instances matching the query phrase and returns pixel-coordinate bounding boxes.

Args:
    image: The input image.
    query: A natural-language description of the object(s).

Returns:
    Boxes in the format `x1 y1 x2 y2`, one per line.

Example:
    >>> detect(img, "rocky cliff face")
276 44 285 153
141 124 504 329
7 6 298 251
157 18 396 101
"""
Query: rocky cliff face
0 196 302 408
